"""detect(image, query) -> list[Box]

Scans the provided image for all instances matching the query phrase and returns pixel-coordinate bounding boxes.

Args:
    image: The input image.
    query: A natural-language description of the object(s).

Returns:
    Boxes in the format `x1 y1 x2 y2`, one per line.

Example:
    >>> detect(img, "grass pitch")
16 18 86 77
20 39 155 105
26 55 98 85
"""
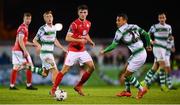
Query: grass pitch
0 85 180 104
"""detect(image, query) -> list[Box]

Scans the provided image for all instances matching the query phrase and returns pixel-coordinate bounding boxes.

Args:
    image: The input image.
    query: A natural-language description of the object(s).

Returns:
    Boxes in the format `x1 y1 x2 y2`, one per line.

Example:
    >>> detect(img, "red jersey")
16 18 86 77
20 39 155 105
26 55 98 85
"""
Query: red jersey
67 18 91 52
12 23 29 51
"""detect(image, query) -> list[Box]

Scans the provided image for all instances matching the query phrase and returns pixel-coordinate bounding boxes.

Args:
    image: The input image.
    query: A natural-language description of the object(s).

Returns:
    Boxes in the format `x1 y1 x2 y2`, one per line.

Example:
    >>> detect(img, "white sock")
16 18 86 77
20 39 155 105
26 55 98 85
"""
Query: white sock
139 86 143 91
26 83 32 87
10 84 15 87
56 86 59 90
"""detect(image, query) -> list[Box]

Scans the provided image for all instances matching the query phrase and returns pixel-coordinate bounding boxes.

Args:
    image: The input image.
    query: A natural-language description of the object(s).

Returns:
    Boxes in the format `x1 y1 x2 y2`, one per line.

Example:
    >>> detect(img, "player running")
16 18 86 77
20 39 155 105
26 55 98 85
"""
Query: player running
146 36 177 90
100 13 152 99
141 13 173 91
10 13 37 90
32 11 67 84
50 4 95 96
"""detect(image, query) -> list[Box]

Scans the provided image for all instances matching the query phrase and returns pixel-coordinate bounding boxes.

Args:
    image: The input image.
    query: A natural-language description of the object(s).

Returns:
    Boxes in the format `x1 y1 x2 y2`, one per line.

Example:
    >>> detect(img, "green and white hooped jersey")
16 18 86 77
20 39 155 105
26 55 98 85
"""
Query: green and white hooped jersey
113 23 144 55
149 23 172 49
166 38 175 56
35 24 57 54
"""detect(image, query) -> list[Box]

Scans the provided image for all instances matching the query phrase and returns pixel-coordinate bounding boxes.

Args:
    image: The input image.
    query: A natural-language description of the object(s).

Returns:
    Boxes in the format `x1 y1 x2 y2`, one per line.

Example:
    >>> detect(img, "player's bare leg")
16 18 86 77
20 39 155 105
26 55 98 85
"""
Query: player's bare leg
74 61 95 96
51 68 58 84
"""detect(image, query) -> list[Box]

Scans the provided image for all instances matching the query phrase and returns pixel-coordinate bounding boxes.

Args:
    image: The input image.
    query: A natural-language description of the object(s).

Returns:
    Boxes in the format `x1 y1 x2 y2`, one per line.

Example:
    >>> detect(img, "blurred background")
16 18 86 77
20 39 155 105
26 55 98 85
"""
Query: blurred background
0 0 180 86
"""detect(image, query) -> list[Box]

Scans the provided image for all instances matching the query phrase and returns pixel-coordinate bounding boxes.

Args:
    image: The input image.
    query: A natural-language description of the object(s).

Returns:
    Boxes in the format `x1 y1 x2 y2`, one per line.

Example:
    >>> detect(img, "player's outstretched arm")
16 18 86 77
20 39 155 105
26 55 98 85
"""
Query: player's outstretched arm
55 38 67 53
100 41 118 55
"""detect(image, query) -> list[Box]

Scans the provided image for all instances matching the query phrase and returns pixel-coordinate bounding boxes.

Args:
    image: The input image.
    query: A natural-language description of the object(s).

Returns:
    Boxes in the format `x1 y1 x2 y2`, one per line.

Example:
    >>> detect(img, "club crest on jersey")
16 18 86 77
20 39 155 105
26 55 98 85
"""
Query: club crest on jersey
83 30 87 36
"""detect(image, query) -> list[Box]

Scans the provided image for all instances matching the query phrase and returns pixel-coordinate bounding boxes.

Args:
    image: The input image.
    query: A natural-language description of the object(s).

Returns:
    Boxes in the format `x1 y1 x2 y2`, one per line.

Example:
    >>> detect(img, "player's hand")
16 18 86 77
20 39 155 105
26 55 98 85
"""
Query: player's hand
146 46 152 51
35 46 41 55
63 48 68 53
99 50 105 55
150 40 156 45
90 42 95 48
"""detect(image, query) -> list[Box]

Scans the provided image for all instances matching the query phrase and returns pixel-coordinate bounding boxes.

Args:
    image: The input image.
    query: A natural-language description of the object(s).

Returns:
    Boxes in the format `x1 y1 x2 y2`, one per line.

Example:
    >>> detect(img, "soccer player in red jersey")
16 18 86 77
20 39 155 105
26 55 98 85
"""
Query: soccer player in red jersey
50 4 95 96
10 13 37 90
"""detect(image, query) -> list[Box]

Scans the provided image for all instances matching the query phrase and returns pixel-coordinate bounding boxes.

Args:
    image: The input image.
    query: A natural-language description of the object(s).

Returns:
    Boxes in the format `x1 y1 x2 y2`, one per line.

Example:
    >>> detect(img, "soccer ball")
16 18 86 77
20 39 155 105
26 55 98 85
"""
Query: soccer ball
55 89 67 101
55 23 63 31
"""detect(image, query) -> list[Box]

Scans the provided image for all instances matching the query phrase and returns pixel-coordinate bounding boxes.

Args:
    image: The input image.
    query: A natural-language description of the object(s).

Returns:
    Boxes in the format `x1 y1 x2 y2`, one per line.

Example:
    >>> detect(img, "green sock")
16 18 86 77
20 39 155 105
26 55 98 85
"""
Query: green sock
166 73 172 88
151 71 159 83
30 66 43 75
159 69 166 87
145 69 156 85
125 77 131 92
127 76 143 91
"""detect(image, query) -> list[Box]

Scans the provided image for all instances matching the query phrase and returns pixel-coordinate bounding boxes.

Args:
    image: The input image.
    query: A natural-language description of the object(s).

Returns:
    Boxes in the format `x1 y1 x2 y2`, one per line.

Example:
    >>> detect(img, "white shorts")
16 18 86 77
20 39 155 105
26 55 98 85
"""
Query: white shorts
12 51 33 65
127 49 147 72
64 51 93 66
165 55 170 67
40 53 57 70
153 47 166 61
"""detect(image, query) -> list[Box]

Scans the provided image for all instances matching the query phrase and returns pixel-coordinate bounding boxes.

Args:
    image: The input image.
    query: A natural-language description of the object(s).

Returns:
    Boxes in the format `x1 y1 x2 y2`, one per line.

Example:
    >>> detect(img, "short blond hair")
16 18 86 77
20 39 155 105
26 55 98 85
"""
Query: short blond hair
43 10 53 17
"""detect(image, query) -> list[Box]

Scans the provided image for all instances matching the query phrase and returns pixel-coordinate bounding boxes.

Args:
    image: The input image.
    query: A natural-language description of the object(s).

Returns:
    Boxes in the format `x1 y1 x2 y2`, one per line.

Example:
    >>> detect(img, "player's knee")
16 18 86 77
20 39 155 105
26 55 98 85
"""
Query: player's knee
42 69 49 77
27 62 33 67
152 63 158 71
88 65 95 73
42 73 48 77
61 65 70 74
13 65 21 70
159 64 166 69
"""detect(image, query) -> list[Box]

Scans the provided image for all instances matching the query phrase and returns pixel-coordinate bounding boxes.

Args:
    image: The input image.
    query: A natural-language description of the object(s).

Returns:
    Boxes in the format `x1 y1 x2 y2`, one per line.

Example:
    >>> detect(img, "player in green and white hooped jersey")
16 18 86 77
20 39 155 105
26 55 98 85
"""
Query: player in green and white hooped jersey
141 13 172 91
32 11 67 83
100 13 152 99
165 36 176 89
149 36 176 90
165 36 177 90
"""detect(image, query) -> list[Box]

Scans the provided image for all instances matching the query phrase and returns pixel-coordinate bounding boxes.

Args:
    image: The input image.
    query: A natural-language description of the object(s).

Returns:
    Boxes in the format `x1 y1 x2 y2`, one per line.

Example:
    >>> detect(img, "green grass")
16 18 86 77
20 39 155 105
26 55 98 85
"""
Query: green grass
0 85 180 104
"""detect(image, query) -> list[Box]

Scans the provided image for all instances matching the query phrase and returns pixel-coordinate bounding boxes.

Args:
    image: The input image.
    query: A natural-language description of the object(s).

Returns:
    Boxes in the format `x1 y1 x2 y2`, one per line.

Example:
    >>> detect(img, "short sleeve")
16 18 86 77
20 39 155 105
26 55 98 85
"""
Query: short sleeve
67 22 77 34
149 25 156 34
113 29 122 43
169 26 172 35
35 27 45 40
18 28 25 37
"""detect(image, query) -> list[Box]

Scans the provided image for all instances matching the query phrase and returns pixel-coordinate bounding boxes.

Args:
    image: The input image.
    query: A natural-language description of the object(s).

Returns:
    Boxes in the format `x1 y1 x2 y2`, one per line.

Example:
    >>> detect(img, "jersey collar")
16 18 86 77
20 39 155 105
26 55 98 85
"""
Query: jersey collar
119 23 128 32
